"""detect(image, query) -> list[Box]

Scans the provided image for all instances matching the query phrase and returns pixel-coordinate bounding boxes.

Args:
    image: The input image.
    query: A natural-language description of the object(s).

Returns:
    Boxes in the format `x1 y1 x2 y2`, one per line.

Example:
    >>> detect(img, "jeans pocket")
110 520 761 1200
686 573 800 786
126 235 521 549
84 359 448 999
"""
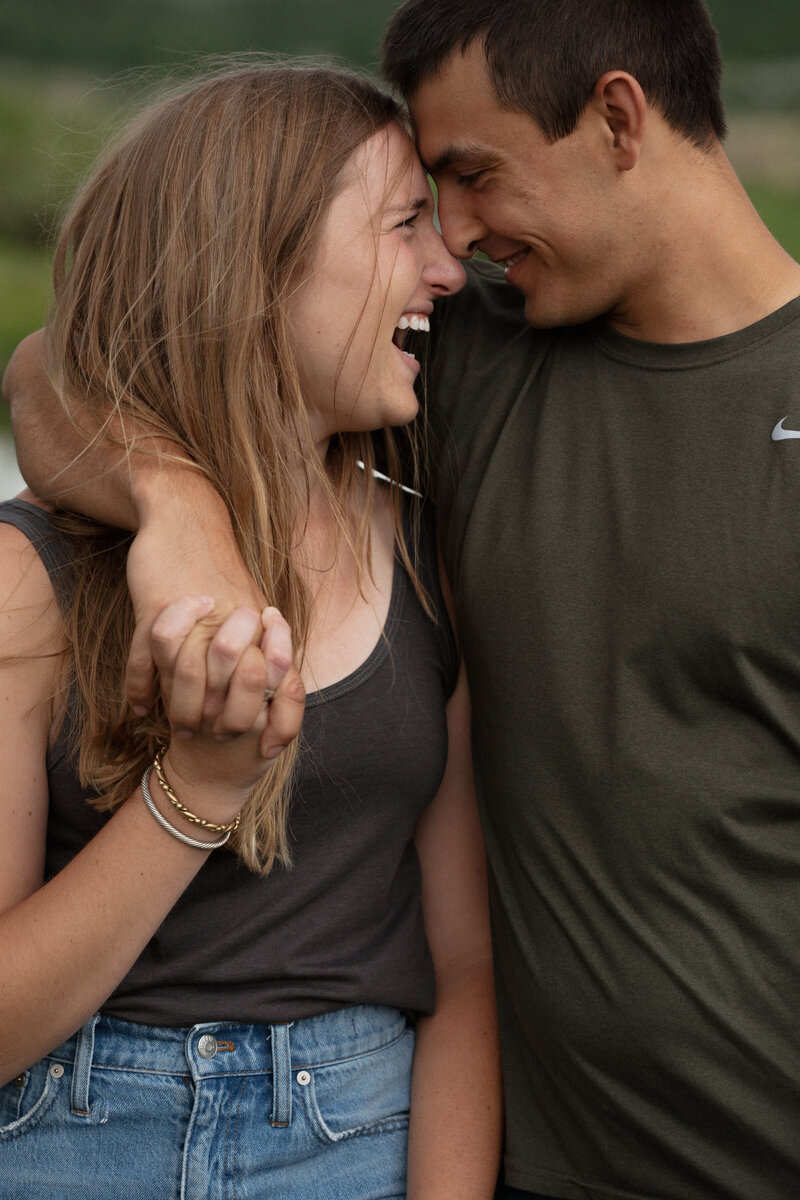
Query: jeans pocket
300 1029 414 1146
0 1061 62 1141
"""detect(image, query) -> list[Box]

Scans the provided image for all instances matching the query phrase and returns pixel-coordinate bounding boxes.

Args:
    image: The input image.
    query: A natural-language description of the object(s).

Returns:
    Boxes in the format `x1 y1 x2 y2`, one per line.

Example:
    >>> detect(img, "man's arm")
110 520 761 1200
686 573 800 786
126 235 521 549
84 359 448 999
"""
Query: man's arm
3 332 305 754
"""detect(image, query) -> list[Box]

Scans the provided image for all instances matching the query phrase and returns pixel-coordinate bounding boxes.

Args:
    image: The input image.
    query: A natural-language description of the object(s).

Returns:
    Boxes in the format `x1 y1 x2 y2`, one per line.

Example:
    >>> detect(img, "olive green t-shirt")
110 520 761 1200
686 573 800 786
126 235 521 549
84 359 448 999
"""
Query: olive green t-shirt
424 260 800 1200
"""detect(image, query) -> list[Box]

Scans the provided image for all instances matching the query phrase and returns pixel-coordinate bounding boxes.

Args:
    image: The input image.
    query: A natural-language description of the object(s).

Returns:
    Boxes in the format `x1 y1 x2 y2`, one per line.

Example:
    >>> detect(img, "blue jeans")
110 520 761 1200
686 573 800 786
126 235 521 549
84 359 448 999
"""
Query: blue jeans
0 1005 413 1199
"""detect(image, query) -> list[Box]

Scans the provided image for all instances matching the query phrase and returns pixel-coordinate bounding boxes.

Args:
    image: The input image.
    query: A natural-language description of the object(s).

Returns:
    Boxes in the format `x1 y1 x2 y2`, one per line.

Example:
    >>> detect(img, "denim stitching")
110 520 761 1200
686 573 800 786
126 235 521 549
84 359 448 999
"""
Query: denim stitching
299 1068 410 1149
224 1075 247 1200
0 1072 62 1143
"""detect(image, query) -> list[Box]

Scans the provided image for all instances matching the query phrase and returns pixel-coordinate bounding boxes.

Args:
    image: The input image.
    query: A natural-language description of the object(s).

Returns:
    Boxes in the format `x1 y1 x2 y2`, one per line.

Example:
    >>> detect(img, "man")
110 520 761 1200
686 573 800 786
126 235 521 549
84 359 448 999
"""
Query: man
6 3 800 1197
377 6 800 1196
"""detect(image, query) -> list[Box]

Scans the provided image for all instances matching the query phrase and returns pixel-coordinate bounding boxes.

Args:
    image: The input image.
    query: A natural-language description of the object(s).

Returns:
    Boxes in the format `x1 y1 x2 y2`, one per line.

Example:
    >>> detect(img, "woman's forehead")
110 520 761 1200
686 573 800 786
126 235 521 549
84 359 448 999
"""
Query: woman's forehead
343 122 425 208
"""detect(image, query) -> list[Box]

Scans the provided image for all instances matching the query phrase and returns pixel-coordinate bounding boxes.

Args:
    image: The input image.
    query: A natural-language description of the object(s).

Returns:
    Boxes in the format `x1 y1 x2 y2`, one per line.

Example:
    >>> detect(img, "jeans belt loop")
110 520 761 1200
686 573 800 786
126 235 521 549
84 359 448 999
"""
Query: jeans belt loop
269 1022 294 1127
71 1013 100 1116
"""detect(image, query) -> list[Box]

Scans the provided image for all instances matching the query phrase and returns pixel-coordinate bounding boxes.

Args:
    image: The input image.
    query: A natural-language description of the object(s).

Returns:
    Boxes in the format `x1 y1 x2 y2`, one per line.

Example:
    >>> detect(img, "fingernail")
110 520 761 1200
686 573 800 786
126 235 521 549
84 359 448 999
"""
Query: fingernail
175 729 194 740
265 745 284 760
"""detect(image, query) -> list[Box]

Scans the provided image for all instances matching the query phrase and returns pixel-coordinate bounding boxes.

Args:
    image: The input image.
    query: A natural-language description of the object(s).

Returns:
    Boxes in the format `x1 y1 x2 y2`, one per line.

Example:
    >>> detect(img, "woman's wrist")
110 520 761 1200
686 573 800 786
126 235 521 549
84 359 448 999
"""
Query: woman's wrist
141 765 232 850
158 745 254 827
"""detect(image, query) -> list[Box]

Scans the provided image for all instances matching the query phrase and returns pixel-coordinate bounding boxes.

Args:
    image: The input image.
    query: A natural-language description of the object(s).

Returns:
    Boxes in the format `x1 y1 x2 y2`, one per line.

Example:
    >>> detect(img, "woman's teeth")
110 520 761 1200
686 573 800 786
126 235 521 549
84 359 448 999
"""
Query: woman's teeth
396 314 430 332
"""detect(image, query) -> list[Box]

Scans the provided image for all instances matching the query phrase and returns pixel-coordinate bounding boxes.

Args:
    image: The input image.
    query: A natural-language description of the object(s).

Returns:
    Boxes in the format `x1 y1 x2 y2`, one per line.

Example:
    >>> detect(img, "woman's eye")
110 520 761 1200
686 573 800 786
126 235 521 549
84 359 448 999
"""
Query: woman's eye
396 214 419 231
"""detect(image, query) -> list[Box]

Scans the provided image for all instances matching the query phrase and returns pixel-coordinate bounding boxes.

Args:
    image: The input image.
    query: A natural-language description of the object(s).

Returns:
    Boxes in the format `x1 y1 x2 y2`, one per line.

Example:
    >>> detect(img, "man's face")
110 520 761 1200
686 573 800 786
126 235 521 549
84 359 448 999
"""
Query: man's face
409 43 635 328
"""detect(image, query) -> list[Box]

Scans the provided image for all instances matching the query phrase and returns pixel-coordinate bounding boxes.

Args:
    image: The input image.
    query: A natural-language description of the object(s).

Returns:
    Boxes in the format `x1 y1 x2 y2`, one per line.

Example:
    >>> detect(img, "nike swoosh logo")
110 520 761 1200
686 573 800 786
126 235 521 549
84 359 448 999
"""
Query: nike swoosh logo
772 417 800 440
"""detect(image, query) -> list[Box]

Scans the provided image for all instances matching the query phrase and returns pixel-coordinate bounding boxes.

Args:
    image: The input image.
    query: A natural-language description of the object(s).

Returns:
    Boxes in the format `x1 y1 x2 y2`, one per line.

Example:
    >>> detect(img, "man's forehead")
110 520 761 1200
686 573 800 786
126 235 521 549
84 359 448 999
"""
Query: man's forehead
407 44 503 161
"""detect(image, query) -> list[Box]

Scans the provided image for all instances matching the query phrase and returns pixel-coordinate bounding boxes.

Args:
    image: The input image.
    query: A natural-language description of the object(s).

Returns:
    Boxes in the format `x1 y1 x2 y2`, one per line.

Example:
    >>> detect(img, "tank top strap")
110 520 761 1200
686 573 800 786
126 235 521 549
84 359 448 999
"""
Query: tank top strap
0 498 75 608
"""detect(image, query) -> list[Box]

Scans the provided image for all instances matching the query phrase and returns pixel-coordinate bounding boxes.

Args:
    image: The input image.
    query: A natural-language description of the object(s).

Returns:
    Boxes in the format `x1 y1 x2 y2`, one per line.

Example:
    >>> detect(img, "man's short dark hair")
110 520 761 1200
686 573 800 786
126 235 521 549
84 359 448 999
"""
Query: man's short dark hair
382 0 726 147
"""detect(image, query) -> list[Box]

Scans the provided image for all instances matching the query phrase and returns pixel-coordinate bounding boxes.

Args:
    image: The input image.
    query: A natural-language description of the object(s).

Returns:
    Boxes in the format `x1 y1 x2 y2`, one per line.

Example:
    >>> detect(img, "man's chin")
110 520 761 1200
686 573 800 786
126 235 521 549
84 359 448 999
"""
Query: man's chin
522 294 603 331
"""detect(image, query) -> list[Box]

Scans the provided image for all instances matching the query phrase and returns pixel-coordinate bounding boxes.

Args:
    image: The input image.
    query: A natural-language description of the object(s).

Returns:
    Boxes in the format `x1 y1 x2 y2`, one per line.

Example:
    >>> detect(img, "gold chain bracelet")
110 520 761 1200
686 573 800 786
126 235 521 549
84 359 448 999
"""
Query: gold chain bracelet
153 750 242 835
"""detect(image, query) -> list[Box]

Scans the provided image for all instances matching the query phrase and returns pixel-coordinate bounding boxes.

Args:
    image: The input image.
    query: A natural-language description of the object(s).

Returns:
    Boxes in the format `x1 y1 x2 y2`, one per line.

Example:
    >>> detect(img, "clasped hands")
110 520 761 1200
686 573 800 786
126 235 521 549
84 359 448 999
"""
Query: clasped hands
124 487 305 797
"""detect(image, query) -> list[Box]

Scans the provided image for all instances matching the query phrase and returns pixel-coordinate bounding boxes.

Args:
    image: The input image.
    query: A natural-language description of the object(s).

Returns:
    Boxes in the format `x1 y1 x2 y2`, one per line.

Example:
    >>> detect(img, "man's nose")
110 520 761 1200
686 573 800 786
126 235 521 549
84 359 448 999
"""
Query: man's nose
436 187 489 260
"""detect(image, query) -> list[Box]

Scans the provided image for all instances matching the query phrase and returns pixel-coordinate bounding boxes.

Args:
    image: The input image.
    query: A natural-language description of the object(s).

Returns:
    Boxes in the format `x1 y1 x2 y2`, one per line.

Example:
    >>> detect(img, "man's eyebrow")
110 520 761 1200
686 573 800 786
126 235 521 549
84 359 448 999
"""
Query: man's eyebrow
422 142 493 175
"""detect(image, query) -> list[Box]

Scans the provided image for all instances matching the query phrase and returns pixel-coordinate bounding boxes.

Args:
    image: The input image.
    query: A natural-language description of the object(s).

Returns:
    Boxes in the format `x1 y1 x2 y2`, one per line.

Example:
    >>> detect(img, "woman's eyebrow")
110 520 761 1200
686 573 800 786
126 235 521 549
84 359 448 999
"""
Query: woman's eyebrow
384 195 431 216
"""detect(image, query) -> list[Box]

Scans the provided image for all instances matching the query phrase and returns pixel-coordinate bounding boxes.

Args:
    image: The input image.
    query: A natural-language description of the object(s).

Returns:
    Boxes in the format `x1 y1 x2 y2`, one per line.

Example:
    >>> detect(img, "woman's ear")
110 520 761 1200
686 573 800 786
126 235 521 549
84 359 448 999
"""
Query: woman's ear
592 71 647 171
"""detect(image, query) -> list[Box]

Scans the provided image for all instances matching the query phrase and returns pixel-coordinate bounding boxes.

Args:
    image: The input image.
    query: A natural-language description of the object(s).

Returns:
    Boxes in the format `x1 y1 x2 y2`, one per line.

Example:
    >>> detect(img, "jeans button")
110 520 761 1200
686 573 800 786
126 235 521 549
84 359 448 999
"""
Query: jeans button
198 1035 218 1059
296 1070 311 1086
49 1064 64 1079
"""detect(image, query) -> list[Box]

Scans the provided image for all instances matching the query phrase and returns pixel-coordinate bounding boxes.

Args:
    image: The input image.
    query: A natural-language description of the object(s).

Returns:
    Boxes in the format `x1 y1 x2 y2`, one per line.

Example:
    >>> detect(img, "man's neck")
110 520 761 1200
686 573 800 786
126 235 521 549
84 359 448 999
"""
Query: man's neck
605 146 800 344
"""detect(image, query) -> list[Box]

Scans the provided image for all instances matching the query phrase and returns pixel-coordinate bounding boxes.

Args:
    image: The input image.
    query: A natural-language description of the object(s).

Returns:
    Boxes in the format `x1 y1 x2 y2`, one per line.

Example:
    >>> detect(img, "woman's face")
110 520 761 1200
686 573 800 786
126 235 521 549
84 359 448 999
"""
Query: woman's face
289 122 465 444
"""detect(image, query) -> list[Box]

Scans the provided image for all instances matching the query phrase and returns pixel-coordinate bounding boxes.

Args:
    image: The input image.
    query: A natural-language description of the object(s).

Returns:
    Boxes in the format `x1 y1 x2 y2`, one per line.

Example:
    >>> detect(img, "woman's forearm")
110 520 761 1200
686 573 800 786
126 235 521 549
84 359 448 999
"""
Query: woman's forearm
407 957 503 1199
0 779 225 1087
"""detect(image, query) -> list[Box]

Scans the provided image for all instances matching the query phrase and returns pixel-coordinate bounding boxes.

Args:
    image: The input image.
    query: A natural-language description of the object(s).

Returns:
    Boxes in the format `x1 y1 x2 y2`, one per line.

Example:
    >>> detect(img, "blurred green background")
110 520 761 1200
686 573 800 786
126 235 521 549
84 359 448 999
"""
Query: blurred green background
1 0 799 419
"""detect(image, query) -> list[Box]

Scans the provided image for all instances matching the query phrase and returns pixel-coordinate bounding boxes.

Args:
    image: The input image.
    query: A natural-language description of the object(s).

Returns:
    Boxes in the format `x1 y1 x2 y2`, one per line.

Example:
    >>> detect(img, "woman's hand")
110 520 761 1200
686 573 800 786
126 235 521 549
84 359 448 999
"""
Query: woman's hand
146 597 300 822
123 480 305 760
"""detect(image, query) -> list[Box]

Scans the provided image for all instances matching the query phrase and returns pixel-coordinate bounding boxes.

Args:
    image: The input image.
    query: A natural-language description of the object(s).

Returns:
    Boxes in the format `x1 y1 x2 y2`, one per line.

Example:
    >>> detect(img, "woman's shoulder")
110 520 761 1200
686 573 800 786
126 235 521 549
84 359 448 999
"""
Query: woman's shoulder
0 494 65 664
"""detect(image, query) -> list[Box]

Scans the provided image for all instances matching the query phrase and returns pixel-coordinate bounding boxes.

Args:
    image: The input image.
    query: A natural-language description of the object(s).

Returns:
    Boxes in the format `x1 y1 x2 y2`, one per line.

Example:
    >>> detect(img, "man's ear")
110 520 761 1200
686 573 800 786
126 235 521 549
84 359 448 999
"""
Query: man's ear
592 71 647 171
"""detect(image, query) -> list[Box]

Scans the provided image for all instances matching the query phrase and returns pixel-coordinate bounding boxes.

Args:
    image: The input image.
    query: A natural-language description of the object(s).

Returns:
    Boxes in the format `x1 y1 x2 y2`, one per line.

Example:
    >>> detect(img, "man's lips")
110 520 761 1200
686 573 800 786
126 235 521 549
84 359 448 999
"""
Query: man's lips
500 248 530 281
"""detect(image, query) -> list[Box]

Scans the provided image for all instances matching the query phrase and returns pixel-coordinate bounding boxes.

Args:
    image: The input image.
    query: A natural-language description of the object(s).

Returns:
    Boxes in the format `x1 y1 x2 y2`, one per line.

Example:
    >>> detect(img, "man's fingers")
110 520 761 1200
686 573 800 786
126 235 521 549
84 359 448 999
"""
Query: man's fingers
126 595 215 716
126 619 159 715
149 596 215 731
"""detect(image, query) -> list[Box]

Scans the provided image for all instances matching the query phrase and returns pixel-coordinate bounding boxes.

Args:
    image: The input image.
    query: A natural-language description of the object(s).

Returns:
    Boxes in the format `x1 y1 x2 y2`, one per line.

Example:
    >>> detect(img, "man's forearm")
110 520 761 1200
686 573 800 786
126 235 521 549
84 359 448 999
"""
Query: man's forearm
4 329 206 530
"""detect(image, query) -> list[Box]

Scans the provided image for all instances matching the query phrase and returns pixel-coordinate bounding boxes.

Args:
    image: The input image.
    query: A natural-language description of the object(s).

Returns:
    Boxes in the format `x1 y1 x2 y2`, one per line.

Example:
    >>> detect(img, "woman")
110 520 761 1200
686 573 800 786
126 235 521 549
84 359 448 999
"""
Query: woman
0 63 501 1198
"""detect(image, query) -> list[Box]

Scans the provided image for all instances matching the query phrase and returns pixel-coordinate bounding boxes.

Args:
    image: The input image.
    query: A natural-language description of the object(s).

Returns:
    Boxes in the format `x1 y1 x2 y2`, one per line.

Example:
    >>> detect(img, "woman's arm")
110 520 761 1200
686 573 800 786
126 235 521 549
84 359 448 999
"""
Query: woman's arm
409 661 503 1199
0 522 281 1085
3 335 304 752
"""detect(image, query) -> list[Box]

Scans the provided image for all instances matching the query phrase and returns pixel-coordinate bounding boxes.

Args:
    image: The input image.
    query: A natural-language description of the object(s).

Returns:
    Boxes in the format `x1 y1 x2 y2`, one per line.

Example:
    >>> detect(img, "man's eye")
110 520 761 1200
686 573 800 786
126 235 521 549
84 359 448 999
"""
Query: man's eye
457 169 487 187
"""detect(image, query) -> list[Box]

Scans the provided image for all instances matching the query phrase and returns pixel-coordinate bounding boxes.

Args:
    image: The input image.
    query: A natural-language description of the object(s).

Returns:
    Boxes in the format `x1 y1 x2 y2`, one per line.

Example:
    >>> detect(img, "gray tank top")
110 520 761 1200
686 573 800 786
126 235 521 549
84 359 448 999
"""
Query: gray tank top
0 497 458 1025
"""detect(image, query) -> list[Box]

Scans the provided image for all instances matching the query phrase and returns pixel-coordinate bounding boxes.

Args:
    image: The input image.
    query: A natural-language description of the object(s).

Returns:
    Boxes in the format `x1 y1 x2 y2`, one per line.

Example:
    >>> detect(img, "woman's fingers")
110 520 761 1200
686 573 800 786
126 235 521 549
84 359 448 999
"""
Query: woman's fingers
258 608 306 759
157 600 258 735
202 607 263 726
140 598 304 758
211 644 270 737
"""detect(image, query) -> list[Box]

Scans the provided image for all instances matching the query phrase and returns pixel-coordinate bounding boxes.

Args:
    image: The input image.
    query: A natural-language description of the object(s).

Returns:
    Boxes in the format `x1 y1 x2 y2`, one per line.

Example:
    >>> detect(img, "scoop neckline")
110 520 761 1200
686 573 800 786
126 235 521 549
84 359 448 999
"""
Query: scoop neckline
303 557 407 708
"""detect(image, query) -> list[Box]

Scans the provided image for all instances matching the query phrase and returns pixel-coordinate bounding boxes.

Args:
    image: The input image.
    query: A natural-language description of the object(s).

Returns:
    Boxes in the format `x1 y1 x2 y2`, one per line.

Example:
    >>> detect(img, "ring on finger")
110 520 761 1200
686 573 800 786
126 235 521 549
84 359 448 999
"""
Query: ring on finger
263 688 274 704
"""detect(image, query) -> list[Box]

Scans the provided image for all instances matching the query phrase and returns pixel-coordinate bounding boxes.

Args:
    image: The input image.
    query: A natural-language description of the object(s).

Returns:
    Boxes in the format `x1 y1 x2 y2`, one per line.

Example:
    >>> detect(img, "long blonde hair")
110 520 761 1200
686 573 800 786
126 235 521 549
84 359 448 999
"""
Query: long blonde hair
44 61 426 874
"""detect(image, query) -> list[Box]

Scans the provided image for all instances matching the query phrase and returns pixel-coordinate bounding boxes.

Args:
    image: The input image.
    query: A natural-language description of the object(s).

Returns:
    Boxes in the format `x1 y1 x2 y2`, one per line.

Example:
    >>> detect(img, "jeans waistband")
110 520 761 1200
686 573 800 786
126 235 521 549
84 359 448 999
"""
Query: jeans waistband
48 1005 407 1081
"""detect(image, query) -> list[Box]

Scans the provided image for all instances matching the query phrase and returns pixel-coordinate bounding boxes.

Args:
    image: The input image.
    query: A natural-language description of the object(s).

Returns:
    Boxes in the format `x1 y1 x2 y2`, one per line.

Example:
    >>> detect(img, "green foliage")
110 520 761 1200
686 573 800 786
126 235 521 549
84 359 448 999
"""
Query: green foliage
740 182 800 258
1 0 800 76
1 0 401 74
0 242 52 384
709 0 800 61
0 3 798 391
0 61 133 245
